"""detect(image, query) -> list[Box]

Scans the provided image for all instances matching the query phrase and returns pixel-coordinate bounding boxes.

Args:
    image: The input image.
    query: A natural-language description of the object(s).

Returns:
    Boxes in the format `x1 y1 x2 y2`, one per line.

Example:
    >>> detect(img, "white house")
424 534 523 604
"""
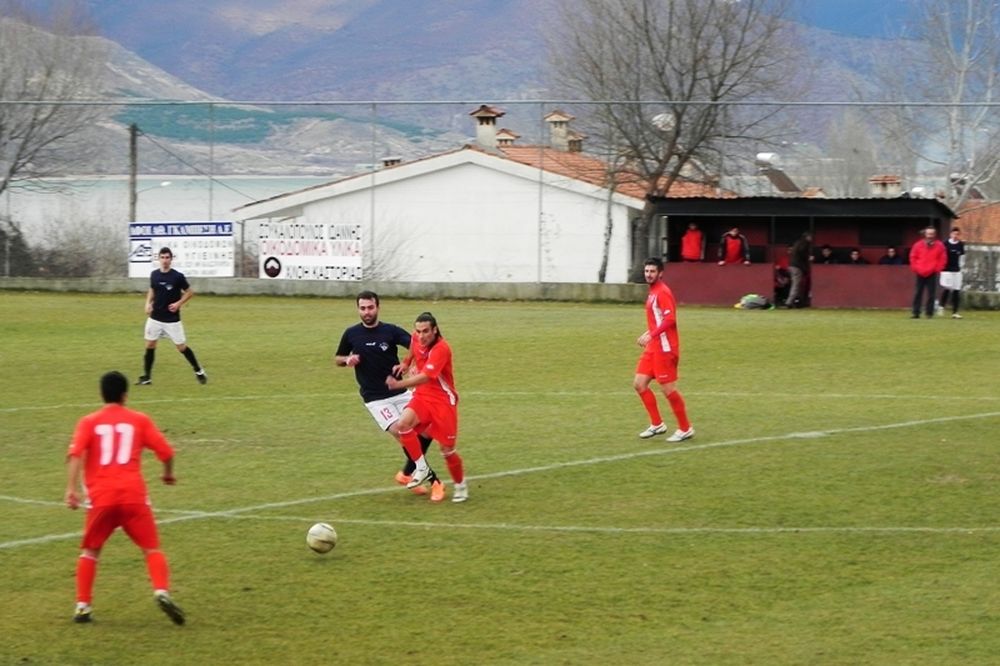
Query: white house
234 106 718 283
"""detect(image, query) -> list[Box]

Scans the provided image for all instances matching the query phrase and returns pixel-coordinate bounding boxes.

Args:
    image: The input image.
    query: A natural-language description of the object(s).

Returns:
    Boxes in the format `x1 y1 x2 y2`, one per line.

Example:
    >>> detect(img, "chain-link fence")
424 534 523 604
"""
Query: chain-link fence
1 99 999 290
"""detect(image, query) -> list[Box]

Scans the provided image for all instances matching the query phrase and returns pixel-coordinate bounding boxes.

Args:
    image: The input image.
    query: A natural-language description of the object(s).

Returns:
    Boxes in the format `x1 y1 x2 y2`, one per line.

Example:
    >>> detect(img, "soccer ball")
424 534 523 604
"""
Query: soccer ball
306 522 338 553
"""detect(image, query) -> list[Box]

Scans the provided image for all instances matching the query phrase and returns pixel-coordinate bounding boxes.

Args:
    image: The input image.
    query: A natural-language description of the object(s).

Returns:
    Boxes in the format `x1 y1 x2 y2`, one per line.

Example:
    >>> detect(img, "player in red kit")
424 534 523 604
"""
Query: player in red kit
386 312 468 503
64 371 185 625
634 257 694 442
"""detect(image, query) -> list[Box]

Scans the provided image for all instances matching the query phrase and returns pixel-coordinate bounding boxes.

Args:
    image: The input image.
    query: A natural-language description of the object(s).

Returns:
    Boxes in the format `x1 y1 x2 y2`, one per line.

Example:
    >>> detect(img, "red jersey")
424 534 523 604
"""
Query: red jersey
67 403 174 507
410 334 459 406
645 280 680 355
680 230 704 261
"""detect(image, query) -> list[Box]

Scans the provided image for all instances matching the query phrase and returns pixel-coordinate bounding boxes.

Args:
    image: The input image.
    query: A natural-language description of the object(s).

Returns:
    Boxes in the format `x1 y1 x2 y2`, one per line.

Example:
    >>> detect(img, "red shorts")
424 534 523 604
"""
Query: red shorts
81 503 160 551
406 396 458 448
636 349 679 384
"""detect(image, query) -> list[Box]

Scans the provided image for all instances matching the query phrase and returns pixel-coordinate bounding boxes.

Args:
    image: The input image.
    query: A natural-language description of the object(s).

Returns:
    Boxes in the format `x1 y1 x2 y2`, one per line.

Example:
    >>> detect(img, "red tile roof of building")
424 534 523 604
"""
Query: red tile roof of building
494 144 730 199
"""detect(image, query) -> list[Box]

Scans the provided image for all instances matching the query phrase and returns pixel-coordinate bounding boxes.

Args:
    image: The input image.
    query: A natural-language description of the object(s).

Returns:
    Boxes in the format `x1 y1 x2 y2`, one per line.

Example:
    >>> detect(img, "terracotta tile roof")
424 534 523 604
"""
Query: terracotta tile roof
956 200 1000 243
494 145 730 199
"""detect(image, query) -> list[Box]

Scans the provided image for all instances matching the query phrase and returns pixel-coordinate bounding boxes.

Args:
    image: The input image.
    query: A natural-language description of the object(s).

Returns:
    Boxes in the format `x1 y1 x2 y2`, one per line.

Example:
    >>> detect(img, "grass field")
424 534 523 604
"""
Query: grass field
1 291 998 665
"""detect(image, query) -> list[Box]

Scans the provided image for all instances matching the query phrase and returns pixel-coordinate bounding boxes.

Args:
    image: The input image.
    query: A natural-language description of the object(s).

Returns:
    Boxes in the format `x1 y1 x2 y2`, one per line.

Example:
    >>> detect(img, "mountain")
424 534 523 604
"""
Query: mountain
21 1 923 176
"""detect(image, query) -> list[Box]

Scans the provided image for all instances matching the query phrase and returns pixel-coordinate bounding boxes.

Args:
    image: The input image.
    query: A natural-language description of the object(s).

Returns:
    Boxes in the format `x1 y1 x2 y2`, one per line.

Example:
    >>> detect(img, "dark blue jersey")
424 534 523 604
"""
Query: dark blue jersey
944 239 965 272
336 321 412 402
149 269 190 323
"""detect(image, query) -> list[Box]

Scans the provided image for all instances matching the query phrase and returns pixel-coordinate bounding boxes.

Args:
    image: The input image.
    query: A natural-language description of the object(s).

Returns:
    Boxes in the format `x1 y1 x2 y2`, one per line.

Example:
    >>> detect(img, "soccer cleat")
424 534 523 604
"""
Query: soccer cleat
155 591 185 626
136 375 152 385
73 603 93 623
638 423 668 439
666 427 695 443
406 465 431 489
452 482 469 503
429 480 446 502
952 313 963 319
195 369 207 385
394 471 412 486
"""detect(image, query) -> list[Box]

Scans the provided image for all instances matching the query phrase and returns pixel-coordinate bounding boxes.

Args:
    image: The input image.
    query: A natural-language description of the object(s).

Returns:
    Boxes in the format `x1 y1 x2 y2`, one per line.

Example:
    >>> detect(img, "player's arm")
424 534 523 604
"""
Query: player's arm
386 370 428 390
145 418 177 485
144 287 154 315
65 454 84 509
169 286 194 313
161 456 176 485
334 331 360 367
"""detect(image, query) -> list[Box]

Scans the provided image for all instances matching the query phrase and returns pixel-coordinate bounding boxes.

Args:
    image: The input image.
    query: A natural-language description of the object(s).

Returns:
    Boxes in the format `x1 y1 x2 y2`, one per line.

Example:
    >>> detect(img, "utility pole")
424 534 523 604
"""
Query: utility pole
128 123 138 222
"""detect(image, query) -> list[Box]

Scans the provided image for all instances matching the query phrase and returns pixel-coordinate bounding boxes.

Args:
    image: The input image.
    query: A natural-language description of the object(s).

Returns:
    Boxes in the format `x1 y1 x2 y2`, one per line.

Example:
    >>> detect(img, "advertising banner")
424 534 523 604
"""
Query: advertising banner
129 222 235 278
258 222 362 280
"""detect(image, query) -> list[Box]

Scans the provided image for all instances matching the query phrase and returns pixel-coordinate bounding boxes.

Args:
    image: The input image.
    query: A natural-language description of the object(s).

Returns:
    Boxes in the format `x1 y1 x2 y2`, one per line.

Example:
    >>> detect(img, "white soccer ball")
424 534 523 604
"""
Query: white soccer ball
306 522 338 553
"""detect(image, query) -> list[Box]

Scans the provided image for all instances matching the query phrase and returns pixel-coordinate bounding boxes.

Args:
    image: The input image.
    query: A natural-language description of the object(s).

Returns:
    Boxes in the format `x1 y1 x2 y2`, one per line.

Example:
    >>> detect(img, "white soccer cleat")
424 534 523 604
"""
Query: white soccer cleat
952 313 963 319
452 482 469 503
406 464 431 489
638 423 668 439
666 427 695 442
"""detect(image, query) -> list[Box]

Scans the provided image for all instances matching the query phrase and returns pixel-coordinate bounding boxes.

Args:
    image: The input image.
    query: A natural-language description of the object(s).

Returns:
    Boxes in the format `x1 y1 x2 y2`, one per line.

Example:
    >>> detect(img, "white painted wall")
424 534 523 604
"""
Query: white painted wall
294 161 636 283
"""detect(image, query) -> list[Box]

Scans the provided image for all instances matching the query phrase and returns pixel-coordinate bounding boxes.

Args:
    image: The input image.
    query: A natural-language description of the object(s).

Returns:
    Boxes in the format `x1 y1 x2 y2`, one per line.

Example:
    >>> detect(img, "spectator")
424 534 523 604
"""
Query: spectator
774 245 791 305
878 246 905 265
679 222 705 262
716 226 751 266
846 248 869 265
814 244 839 264
909 226 947 319
787 232 813 307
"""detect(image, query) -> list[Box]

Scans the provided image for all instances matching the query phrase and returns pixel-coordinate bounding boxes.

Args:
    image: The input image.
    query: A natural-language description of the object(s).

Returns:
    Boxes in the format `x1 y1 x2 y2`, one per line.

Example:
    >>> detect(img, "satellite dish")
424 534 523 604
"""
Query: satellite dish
755 152 780 167
651 113 675 131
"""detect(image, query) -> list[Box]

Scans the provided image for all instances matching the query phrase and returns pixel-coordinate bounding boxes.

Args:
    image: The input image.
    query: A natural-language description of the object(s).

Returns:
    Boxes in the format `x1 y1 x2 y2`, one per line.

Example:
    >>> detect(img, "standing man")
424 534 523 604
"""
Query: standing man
137 247 206 385
939 227 966 319
909 226 947 319
386 312 468 503
716 226 751 265
786 231 813 308
679 222 705 262
65 371 185 625
335 292 444 501
633 257 694 442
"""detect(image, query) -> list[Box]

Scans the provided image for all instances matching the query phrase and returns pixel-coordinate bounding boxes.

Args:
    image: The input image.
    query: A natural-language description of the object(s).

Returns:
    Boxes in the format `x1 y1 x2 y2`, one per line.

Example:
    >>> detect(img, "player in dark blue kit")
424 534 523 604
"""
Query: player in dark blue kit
136 247 207 386
335 291 444 501
938 227 966 319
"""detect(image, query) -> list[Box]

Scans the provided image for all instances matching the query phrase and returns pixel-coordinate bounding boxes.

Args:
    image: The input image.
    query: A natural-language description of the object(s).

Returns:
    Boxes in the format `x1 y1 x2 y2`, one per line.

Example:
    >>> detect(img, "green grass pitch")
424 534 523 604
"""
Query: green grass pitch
1 291 998 665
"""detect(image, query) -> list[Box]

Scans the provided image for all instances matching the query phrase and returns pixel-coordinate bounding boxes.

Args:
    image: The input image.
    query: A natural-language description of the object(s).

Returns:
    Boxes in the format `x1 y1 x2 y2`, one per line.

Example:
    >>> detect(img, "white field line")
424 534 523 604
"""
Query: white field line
3 410 999 551
187 513 1000 536
2 390 998 414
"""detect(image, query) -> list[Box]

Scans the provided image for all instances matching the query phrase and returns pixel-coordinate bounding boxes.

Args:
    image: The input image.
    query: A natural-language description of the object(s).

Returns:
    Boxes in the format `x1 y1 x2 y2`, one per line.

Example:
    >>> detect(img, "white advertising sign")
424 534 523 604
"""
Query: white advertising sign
258 222 362 280
129 222 235 278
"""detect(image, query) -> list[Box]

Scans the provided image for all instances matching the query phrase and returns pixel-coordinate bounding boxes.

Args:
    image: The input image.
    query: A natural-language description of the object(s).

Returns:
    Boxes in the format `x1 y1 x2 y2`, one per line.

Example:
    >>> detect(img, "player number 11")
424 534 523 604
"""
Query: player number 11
95 423 136 465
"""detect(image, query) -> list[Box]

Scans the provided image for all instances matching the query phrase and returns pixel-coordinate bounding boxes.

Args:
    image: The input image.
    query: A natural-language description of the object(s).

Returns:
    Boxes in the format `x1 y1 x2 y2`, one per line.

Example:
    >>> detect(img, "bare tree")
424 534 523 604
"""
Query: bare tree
0 1 108 214
548 0 795 280
877 0 1000 209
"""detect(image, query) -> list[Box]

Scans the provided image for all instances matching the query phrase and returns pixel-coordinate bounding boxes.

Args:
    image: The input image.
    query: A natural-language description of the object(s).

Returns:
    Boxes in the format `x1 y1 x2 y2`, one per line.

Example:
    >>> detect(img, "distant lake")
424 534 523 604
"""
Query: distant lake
5 176 331 243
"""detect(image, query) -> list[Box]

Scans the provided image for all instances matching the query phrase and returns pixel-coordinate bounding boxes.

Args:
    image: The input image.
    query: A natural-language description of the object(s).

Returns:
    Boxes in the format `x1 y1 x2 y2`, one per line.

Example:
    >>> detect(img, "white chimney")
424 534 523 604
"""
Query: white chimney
496 128 520 147
469 104 505 149
544 109 575 151
868 174 902 197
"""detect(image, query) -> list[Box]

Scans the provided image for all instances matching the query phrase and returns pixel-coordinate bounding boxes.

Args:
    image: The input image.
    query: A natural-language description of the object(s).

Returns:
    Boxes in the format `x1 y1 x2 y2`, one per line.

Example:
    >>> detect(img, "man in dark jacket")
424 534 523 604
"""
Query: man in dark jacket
786 232 813 308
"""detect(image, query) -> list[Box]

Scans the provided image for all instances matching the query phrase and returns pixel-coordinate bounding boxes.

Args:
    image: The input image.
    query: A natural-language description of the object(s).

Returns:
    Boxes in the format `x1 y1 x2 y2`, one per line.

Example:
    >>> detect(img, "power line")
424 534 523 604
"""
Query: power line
1 99 1000 108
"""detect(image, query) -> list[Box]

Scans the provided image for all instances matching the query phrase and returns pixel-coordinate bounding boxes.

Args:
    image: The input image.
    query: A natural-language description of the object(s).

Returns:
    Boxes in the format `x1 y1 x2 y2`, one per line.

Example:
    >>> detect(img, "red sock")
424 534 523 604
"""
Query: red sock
76 554 98 604
443 449 464 484
638 388 662 425
397 428 425 465
667 390 691 431
145 550 170 591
